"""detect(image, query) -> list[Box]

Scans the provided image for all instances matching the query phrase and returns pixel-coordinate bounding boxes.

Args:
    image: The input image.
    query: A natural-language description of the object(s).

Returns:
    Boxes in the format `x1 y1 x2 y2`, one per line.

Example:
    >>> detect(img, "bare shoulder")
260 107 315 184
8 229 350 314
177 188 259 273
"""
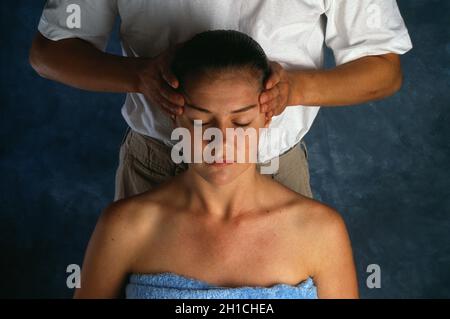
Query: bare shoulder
288 194 356 283
284 193 349 247
98 175 188 240
268 188 348 258
75 189 175 298
287 197 358 297
281 194 356 290
264 176 344 232
302 198 345 233
96 190 169 244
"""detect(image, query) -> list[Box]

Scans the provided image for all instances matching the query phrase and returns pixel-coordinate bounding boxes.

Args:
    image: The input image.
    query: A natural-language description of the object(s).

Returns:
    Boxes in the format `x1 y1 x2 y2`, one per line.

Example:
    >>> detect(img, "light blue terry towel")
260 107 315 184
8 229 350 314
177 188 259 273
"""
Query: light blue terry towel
125 272 317 299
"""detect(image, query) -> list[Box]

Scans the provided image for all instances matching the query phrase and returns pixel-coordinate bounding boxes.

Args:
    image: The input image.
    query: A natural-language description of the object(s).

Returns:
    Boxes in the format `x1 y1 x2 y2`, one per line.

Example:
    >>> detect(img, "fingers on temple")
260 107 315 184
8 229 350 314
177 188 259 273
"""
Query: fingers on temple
159 82 184 108
155 93 182 116
267 63 282 87
263 85 281 103
267 71 281 89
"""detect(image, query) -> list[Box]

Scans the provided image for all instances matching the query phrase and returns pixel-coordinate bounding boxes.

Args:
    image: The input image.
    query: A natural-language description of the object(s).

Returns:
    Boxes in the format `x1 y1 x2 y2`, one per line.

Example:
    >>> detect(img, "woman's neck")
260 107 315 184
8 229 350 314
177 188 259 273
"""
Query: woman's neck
181 165 268 220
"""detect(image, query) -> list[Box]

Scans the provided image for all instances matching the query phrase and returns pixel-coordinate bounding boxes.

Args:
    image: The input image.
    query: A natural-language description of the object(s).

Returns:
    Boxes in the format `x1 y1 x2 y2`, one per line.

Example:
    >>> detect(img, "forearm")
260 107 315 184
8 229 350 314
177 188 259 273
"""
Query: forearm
290 53 403 107
29 33 145 93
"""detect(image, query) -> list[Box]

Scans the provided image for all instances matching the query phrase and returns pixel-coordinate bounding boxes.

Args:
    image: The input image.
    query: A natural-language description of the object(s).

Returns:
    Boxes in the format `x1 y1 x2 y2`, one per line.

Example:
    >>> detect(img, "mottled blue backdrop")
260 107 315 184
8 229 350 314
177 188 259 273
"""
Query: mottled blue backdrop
1 0 449 298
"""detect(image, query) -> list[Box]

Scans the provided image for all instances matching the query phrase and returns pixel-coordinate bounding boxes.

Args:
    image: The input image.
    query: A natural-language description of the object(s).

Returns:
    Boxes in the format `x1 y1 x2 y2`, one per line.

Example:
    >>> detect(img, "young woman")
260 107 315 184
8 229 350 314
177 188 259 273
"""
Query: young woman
74 30 358 299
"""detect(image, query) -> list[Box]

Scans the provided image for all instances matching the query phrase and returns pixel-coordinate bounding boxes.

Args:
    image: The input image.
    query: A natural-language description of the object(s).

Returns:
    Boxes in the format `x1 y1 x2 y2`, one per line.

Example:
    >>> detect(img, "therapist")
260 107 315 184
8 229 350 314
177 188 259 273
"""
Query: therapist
29 0 412 200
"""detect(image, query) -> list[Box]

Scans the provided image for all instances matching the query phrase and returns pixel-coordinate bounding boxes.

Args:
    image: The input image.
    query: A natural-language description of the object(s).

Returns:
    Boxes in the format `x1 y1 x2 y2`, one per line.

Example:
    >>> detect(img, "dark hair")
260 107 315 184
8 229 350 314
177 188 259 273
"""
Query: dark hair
171 30 271 92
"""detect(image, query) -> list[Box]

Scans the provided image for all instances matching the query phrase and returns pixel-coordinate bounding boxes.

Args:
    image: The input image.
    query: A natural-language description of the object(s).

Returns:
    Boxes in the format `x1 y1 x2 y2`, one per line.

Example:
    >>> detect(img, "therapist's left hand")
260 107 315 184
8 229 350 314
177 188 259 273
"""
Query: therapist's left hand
259 61 294 119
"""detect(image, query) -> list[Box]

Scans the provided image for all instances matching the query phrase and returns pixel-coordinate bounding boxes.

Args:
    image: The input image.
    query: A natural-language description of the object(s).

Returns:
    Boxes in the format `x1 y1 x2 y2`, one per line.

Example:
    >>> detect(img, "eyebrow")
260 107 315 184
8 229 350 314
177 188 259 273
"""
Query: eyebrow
185 103 257 114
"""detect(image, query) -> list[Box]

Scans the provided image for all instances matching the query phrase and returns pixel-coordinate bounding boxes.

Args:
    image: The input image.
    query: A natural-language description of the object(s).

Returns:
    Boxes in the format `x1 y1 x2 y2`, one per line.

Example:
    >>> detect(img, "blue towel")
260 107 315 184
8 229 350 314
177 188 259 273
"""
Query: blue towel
125 272 318 299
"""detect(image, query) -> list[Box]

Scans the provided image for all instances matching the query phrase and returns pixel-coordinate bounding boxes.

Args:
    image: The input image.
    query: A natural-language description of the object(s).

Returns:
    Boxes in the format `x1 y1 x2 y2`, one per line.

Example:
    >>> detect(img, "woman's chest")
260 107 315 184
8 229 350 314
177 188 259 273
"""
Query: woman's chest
133 215 312 286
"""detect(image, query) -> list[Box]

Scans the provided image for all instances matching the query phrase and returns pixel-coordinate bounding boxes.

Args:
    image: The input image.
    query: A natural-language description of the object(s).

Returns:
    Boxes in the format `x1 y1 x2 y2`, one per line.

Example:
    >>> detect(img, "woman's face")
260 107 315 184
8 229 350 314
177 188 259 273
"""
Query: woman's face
176 69 271 185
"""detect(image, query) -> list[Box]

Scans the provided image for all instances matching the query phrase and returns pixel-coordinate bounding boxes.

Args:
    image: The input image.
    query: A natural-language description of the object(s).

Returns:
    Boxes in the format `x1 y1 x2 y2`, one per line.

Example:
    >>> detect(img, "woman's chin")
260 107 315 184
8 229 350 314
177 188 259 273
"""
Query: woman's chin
197 163 246 186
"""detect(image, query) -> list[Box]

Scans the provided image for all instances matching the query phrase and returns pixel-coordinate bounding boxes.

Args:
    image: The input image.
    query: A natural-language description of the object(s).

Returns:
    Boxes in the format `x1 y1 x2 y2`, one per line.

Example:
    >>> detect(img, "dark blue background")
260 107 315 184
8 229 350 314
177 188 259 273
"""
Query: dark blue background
1 0 449 298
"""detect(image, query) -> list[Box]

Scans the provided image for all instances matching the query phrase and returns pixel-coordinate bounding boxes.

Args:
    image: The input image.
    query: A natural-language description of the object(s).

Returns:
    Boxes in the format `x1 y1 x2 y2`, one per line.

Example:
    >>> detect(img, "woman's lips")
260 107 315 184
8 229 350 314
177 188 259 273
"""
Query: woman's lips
207 160 235 167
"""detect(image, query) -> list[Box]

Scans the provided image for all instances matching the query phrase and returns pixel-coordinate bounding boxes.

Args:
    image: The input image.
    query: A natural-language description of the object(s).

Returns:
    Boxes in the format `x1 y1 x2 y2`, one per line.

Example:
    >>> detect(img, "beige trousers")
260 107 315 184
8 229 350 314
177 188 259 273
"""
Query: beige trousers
114 127 313 201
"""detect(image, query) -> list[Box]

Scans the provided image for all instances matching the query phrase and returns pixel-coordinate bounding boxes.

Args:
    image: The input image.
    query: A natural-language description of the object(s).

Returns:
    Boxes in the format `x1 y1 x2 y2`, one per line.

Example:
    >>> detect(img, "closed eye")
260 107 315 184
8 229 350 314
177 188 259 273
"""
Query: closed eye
190 119 211 126
234 122 252 127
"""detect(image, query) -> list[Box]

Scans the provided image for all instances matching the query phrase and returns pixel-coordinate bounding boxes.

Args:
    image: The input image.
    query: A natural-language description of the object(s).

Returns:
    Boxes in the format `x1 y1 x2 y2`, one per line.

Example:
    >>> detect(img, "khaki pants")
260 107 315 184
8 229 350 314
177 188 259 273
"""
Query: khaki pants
114 127 313 201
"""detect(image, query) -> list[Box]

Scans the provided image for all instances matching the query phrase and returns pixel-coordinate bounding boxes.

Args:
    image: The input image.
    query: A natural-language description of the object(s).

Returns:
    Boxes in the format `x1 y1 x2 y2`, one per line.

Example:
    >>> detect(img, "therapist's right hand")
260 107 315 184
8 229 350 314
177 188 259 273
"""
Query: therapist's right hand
137 46 185 117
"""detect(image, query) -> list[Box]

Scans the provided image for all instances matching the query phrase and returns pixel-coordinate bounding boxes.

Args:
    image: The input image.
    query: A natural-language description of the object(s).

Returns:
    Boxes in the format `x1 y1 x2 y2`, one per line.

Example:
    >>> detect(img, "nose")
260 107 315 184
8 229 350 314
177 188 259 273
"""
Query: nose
207 123 235 162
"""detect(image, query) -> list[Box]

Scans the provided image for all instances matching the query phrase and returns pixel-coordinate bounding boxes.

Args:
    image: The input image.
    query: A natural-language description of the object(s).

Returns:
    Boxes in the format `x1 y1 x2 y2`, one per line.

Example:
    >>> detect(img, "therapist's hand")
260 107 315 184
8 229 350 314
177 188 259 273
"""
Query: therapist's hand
259 61 294 119
137 46 185 117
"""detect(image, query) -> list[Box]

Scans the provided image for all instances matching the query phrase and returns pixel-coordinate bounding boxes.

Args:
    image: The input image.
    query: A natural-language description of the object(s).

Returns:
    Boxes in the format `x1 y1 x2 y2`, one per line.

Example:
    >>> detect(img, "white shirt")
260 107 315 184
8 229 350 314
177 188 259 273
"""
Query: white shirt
38 0 412 162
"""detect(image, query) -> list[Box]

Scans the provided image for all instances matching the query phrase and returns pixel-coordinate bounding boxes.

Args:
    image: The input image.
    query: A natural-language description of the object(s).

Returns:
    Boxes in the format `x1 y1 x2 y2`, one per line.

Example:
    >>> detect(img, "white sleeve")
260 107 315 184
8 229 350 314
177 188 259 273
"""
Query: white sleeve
37 0 118 51
324 0 413 65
